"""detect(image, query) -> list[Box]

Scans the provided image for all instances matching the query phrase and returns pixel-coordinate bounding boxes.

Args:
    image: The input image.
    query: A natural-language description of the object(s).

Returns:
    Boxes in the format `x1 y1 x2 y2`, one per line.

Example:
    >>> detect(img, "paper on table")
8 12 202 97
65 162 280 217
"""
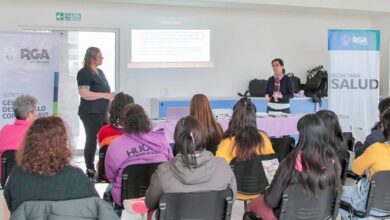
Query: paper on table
352 126 366 143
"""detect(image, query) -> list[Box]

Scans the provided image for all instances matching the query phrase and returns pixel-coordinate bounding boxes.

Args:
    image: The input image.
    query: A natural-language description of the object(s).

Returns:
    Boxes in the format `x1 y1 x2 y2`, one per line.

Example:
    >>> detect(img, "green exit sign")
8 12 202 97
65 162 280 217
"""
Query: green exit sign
56 12 81 21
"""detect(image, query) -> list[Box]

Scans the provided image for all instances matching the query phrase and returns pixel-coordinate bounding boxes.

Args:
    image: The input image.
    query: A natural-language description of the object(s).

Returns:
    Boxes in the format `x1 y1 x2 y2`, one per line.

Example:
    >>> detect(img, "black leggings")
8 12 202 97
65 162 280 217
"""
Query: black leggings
80 114 106 170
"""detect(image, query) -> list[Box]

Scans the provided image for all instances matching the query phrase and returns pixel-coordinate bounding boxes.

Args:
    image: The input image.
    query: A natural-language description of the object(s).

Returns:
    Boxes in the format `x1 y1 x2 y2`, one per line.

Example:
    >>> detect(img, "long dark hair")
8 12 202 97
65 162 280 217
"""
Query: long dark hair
190 94 222 153
316 110 346 153
372 97 390 131
174 116 205 169
381 108 390 141
290 114 341 195
108 92 134 126
223 97 264 161
272 58 285 74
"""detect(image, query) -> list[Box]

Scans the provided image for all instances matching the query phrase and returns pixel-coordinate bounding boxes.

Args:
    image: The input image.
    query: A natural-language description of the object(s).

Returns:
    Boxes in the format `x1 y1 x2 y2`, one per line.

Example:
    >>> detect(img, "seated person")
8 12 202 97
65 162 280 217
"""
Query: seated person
247 114 341 220
97 92 134 147
96 92 134 180
316 110 349 165
354 97 390 158
339 108 390 220
145 116 237 219
0 95 37 174
216 97 274 200
105 104 173 207
3 117 116 218
190 94 223 155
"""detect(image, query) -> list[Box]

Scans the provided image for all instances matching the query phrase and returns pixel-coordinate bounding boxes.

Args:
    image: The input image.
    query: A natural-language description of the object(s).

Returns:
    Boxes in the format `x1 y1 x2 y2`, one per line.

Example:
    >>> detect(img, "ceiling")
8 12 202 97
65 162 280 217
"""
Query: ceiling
86 0 390 16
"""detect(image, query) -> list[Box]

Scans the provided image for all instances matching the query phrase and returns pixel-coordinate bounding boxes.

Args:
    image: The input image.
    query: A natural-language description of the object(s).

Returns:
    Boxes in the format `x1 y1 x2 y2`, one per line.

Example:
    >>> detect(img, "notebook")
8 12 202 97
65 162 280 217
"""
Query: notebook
262 159 280 184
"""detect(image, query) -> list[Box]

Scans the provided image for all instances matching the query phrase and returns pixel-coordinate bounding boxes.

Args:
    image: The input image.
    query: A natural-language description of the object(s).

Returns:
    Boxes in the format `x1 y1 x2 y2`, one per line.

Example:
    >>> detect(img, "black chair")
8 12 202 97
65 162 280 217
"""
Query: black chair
157 188 233 220
121 162 161 205
340 153 350 185
97 146 108 182
342 132 355 151
340 171 390 219
1 150 16 188
270 136 295 162
230 154 278 210
243 184 340 220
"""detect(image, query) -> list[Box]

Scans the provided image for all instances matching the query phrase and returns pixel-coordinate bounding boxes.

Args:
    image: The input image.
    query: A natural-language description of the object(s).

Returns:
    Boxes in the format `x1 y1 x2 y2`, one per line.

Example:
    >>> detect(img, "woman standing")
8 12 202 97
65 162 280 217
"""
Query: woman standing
77 47 114 179
265 58 294 113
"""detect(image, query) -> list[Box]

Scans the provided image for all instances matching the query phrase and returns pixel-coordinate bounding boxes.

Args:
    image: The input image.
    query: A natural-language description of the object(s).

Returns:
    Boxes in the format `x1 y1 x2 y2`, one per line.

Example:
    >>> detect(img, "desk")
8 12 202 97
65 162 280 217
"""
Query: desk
153 116 300 143
151 97 328 118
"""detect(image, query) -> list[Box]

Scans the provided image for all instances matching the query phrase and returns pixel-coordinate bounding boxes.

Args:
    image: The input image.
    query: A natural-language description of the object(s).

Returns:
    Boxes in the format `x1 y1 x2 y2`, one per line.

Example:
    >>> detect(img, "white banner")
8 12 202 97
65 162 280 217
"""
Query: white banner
328 30 380 134
0 32 59 127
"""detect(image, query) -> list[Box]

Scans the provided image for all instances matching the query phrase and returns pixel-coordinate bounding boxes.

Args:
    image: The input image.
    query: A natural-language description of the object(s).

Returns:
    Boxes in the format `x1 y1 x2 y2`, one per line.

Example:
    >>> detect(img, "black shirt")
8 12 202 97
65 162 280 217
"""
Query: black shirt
77 67 111 115
266 75 294 104
4 166 99 212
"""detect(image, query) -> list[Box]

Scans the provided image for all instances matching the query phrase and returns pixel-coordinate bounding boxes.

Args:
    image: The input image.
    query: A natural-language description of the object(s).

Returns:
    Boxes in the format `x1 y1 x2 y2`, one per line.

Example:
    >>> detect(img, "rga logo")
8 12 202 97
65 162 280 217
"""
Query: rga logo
352 36 368 45
3 48 17 62
21 48 50 63
340 34 351 47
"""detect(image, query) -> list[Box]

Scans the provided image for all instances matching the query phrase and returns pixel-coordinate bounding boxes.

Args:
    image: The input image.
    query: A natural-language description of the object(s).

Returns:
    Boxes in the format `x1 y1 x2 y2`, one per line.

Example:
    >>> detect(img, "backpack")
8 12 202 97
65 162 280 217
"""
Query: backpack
304 65 328 103
248 79 268 97
286 72 301 93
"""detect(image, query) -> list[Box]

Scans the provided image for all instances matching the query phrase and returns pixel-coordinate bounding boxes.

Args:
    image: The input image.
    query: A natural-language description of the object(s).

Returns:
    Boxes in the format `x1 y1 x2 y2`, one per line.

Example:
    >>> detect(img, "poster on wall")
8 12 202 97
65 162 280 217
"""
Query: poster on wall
0 32 59 127
328 29 380 134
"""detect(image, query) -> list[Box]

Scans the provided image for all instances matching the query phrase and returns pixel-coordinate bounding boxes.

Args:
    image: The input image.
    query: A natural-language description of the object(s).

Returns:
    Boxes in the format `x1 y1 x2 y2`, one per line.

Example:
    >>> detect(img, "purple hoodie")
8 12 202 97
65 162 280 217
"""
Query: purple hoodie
105 128 173 206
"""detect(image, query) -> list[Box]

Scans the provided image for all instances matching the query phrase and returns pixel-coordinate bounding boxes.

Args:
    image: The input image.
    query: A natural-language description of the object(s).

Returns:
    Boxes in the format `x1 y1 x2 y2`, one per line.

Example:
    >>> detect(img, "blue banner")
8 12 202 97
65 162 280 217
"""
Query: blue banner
328 29 380 51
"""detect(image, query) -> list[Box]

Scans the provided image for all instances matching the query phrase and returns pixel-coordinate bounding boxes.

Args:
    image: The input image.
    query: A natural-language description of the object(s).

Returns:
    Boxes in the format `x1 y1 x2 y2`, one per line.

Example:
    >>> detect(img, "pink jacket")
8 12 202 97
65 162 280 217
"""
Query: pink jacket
0 119 32 174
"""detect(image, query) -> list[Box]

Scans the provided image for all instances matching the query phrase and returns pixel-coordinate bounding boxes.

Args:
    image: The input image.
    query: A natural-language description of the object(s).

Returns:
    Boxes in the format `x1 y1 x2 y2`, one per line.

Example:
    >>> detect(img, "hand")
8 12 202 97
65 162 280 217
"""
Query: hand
274 92 283 99
265 94 271 101
104 92 115 100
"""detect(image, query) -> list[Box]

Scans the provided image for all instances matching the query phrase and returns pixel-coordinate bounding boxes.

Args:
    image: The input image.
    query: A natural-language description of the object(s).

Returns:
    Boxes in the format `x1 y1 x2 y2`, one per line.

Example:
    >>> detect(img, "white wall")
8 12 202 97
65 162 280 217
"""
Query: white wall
373 15 390 96
0 0 375 113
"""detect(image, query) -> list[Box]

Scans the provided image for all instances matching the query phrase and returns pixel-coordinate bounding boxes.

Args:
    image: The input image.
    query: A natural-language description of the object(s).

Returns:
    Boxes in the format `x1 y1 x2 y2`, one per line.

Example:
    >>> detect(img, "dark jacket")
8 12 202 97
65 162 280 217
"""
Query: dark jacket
266 75 294 104
11 197 119 220
4 166 99 212
354 127 384 158
145 150 237 209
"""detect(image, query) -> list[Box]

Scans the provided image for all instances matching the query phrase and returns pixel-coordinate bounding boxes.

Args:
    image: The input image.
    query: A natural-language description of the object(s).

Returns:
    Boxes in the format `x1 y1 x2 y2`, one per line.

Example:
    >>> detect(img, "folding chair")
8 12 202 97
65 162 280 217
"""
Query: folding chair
230 154 278 210
1 150 16 188
270 136 295 162
158 188 233 220
340 171 390 219
243 184 340 220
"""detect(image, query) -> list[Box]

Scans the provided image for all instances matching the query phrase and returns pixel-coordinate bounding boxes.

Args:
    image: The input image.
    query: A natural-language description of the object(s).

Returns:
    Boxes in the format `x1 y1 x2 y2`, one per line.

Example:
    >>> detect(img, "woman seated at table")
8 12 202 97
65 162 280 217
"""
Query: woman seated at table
190 94 223 155
316 110 349 165
216 97 275 200
247 114 341 220
145 116 237 219
4 116 118 219
105 104 173 208
339 108 390 219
